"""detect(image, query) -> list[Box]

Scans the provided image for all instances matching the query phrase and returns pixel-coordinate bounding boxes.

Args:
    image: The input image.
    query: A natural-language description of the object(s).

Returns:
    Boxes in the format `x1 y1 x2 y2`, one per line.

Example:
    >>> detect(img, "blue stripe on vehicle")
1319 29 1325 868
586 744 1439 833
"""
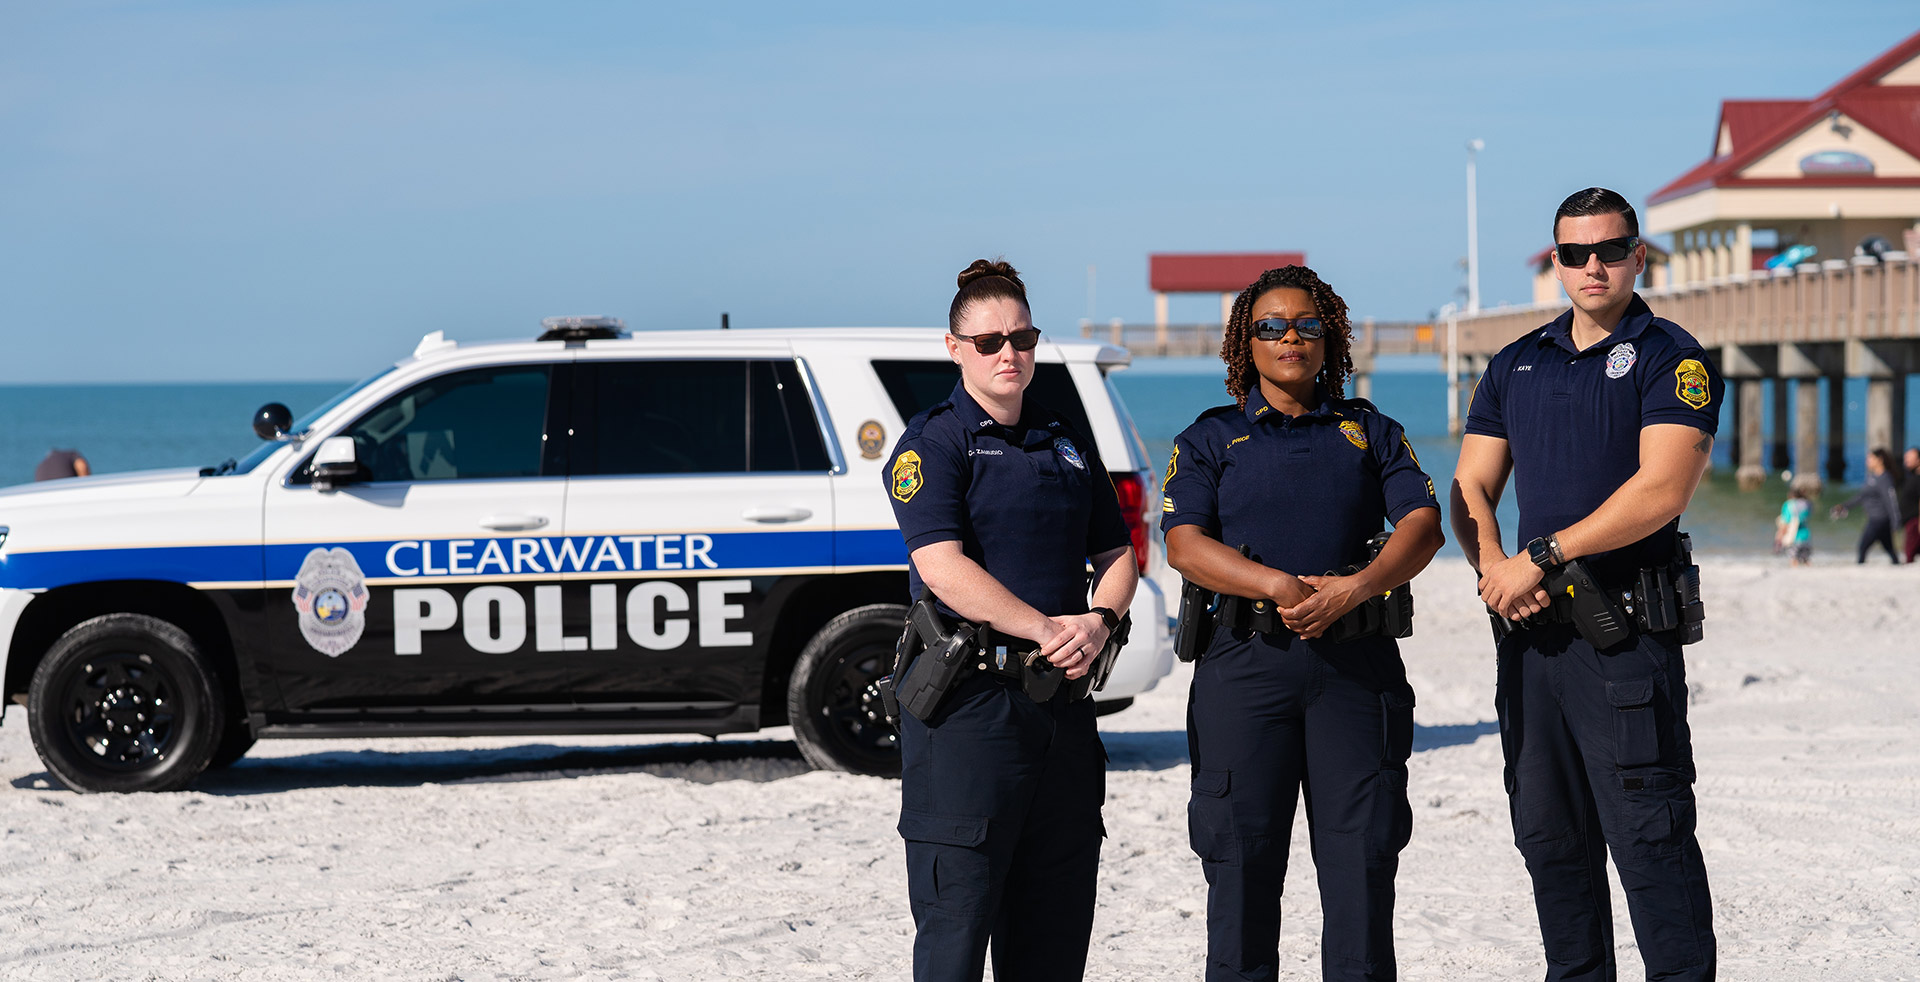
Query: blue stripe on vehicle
0 529 912 590
0 544 264 590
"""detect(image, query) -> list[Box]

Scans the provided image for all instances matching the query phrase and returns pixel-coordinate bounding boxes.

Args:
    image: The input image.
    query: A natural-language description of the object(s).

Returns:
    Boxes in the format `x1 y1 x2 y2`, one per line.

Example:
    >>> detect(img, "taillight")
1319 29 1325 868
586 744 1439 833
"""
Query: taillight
1110 471 1151 575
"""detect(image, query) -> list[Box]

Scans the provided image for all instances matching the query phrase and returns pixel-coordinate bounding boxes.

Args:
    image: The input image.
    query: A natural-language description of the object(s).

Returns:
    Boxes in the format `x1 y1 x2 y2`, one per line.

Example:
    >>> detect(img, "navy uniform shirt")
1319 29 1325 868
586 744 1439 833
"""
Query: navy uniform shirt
887 382 1132 620
1465 293 1724 583
1160 385 1438 577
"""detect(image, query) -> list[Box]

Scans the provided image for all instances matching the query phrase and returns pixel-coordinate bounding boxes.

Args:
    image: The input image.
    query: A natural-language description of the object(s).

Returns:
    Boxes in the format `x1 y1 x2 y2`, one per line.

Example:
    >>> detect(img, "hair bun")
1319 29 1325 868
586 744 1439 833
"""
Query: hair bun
957 258 1021 289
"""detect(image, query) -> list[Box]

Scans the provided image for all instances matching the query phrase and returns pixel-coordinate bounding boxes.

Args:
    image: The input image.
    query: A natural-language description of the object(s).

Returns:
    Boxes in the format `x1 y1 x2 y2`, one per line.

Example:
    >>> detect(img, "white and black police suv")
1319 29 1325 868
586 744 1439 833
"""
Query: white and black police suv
0 318 1174 791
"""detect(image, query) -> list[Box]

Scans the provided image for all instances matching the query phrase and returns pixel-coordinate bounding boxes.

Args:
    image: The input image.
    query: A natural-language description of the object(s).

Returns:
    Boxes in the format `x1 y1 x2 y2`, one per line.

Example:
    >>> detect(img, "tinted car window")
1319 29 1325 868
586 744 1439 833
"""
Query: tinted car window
870 360 1092 443
578 360 829 475
321 365 553 483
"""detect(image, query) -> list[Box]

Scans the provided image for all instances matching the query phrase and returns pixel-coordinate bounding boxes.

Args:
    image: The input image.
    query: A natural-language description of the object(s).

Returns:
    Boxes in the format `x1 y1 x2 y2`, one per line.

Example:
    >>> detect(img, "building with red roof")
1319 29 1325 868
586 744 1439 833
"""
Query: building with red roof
1647 30 1920 285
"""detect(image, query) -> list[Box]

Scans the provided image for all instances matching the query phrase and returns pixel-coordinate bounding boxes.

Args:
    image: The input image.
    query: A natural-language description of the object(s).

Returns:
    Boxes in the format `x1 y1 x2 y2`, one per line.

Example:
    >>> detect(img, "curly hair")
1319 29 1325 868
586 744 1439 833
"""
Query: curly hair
1220 264 1354 409
949 258 1030 331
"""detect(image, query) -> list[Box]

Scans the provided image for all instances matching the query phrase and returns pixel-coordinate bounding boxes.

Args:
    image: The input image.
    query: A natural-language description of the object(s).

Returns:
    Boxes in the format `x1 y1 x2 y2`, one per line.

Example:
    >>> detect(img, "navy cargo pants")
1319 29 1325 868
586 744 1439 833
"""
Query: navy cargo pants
1497 624 1715 981
897 673 1106 982
1188 630 1415 981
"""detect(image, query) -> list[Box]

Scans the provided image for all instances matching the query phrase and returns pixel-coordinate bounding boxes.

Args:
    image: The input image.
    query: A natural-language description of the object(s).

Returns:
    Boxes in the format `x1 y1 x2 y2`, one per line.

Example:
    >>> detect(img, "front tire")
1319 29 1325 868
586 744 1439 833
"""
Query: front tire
27 614 226 793
787 603 907 777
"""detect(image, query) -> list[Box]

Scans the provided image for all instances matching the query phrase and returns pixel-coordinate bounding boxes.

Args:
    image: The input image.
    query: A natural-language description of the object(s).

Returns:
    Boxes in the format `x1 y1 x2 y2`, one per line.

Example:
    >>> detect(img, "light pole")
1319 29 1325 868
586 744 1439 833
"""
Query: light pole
1466 139 1483 314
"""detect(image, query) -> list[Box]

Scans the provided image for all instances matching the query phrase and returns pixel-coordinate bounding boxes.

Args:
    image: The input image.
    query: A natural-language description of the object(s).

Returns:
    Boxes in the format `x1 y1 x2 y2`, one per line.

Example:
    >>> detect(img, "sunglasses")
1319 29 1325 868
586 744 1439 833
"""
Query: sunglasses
950 327 1042 354
1555 236 1639 267
1251 317 1327 341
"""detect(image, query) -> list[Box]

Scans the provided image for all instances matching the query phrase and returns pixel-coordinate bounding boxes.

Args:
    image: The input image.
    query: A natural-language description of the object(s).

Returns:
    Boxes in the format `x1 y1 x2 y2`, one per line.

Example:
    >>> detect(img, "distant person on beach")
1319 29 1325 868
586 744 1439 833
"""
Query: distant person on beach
32 448 90 481
1452 187 1719 980
1776 487 1813 566
1163 264 1443 980
1899 447 1919 563
884 259 1137 982
1831 448 1903 564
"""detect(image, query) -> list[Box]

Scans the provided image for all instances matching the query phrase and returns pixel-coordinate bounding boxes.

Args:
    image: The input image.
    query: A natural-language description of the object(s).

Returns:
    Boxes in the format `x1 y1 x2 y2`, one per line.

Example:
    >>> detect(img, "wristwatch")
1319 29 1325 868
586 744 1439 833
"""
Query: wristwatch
1090 606 1121 631
1526 536 1559 571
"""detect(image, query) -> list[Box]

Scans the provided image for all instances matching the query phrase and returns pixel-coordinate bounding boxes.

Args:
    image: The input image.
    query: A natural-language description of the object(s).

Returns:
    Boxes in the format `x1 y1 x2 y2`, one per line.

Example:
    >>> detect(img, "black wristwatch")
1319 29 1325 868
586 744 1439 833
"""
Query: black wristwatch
1526 536 1559 572
1090 606 1121 631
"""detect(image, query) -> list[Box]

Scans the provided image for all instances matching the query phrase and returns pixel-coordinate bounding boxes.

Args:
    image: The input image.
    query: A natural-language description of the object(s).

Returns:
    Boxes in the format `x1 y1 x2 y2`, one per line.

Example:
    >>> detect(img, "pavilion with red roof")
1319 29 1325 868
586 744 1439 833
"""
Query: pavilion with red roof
1647 30 1920 284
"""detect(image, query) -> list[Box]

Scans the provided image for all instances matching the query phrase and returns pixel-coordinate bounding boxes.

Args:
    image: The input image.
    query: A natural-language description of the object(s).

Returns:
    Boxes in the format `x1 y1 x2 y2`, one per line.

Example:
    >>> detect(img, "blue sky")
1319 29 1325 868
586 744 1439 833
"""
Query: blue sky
3 2 1915 382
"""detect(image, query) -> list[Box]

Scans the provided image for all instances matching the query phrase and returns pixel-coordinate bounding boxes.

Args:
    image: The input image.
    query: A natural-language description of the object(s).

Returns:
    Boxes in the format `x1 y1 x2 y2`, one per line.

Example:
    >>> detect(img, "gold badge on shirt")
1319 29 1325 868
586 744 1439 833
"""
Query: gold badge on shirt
891 450 923 503
1339 420 1369 450
1675 359 1711 410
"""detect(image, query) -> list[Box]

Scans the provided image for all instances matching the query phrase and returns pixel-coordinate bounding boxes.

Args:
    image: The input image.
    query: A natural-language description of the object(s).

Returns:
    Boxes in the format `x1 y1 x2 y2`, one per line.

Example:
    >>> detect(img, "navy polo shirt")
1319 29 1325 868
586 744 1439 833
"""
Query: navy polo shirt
1465 293 1724 583
887 382 1132 620
1160 385 1438 577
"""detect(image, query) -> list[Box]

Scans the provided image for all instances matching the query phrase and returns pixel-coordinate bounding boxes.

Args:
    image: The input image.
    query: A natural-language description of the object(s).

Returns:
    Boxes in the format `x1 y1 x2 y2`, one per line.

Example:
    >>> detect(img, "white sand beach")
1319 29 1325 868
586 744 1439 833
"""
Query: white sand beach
2 557 1916 980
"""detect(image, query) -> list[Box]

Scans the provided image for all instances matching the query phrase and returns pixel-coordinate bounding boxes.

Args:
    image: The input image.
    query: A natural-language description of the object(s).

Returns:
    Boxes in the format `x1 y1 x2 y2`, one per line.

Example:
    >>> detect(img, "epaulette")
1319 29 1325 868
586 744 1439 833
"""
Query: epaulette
1339 396 1380 415
1193 403 1240 424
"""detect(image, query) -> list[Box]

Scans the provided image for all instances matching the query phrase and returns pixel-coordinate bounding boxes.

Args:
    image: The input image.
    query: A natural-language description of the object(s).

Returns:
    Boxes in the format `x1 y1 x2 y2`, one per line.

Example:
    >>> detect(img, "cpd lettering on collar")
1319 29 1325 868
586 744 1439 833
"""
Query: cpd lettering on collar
384 534 718 576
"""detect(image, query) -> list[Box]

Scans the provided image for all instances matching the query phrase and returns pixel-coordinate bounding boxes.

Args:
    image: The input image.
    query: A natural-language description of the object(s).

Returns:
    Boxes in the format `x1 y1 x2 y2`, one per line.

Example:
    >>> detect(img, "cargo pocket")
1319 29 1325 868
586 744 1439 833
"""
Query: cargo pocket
1607 677 1660 767
1187 767 1238 864
1381 687 1415 766
898 809 990 912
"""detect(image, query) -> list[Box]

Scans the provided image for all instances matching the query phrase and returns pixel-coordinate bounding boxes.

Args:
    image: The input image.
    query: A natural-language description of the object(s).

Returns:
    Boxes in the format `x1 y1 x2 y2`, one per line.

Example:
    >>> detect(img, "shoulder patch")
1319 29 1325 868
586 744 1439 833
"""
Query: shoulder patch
891 450 924 502
1675 358 1711 410
1164 445 1179 484
1339 420 1369 450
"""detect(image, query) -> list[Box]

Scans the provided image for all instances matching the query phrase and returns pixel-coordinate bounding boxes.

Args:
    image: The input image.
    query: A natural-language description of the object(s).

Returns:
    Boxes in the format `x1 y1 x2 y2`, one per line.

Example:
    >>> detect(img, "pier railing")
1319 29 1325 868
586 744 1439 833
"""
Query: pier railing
1449 254 1920 489
1080 319 1442 359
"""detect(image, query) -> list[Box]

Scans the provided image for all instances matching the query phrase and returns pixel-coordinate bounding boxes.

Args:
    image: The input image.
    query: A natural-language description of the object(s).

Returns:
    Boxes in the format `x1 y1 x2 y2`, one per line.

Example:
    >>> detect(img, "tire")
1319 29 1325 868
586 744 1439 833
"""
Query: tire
787 603 907 777
206 721 257 770
26 614 226 793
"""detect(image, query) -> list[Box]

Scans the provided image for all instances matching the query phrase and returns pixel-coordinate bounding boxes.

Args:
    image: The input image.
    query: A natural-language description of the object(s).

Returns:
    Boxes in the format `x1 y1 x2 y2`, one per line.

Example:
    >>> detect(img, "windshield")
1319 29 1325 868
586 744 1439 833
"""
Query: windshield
213 367 399 476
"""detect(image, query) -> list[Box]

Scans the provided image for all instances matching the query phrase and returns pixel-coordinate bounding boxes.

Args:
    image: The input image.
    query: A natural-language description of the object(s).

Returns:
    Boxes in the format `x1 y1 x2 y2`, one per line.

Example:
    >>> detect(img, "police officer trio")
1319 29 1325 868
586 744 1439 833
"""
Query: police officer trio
886 188 1718 981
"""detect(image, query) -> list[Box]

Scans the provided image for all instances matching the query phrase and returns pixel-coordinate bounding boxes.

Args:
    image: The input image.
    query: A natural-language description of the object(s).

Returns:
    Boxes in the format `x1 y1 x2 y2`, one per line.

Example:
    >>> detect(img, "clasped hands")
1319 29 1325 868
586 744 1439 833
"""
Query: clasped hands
1268 571 1370 640
1033 613 1111 679
1479 552 1552 621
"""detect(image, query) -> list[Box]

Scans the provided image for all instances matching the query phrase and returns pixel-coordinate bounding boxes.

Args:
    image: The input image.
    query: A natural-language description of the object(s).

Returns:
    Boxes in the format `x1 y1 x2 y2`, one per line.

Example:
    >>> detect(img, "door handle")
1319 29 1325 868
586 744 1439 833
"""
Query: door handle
741 506 813 524
479 514 550 531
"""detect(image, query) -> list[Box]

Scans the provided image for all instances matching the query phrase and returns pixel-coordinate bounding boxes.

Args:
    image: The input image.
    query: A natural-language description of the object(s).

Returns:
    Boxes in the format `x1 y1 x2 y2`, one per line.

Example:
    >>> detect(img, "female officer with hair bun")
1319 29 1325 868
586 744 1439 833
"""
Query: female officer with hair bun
885 257 1139 982
1163 265 1443 981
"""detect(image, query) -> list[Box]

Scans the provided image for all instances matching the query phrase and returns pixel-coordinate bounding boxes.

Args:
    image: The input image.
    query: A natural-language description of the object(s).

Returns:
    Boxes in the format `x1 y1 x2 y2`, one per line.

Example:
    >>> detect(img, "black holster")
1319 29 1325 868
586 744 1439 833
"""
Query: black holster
1489 533 1705 648
886 594 976 724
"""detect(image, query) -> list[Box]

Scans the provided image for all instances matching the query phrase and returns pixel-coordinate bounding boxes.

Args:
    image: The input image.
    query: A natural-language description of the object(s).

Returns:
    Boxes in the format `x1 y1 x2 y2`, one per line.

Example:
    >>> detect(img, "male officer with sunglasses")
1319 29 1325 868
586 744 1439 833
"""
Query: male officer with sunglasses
1451 188 1720 982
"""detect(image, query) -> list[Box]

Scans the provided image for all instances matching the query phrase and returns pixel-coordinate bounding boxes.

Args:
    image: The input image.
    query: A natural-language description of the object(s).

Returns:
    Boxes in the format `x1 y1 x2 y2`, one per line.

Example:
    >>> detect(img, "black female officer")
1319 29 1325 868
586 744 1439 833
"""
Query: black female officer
885 258 1139 982
1163 265 1443 982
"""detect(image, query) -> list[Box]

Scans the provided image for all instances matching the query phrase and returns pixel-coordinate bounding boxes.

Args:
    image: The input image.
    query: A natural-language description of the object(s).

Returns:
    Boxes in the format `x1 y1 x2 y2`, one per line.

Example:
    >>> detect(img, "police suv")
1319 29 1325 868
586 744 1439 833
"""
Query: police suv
0 319 1173 792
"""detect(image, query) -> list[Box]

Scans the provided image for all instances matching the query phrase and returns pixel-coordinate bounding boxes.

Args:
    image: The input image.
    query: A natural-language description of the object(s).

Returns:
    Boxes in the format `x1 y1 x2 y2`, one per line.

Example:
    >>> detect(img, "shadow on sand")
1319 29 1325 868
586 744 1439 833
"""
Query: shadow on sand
1103 720 1501 772
10 739 815 796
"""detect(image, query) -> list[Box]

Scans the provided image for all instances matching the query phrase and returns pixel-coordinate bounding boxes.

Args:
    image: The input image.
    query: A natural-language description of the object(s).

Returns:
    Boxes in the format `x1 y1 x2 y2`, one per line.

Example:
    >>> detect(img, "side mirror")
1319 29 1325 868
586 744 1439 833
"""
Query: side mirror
253 403 293 441
312 436 360 491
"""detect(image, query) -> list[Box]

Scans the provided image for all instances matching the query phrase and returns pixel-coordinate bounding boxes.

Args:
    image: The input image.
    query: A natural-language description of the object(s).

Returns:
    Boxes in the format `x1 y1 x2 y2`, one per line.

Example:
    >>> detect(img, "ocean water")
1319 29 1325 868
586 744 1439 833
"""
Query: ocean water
2 372 1915 558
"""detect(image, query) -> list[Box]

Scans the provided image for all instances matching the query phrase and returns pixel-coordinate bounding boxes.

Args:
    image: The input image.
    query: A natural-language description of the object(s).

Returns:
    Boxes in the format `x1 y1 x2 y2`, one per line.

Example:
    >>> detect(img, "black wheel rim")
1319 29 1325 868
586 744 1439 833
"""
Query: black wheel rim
810 632 900 771
57 651 182 772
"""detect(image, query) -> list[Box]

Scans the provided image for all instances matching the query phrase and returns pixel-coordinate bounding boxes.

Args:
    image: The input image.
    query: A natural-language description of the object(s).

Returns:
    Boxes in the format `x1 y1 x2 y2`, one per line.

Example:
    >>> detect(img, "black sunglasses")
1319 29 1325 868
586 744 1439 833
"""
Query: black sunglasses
1555 236 1639 267
950 327 1042 354
1251 317 1327 341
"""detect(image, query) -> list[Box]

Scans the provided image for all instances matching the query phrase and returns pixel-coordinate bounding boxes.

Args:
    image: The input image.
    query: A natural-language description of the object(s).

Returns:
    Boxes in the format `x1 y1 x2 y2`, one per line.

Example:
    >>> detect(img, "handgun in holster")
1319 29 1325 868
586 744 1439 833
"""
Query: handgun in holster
883 593 977 725
1322 531 1415 643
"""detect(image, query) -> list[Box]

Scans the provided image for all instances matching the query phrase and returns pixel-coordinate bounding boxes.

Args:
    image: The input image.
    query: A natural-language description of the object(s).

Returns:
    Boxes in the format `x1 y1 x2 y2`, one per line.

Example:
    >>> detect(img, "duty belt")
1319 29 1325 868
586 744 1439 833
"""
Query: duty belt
880 595 1130 727
1492 553 1705 648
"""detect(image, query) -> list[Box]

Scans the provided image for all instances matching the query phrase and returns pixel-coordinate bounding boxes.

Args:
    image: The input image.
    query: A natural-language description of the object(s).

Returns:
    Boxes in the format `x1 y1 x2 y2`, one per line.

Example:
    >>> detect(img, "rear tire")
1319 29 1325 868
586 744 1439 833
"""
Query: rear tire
26 614 225 793
787 603 907 777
